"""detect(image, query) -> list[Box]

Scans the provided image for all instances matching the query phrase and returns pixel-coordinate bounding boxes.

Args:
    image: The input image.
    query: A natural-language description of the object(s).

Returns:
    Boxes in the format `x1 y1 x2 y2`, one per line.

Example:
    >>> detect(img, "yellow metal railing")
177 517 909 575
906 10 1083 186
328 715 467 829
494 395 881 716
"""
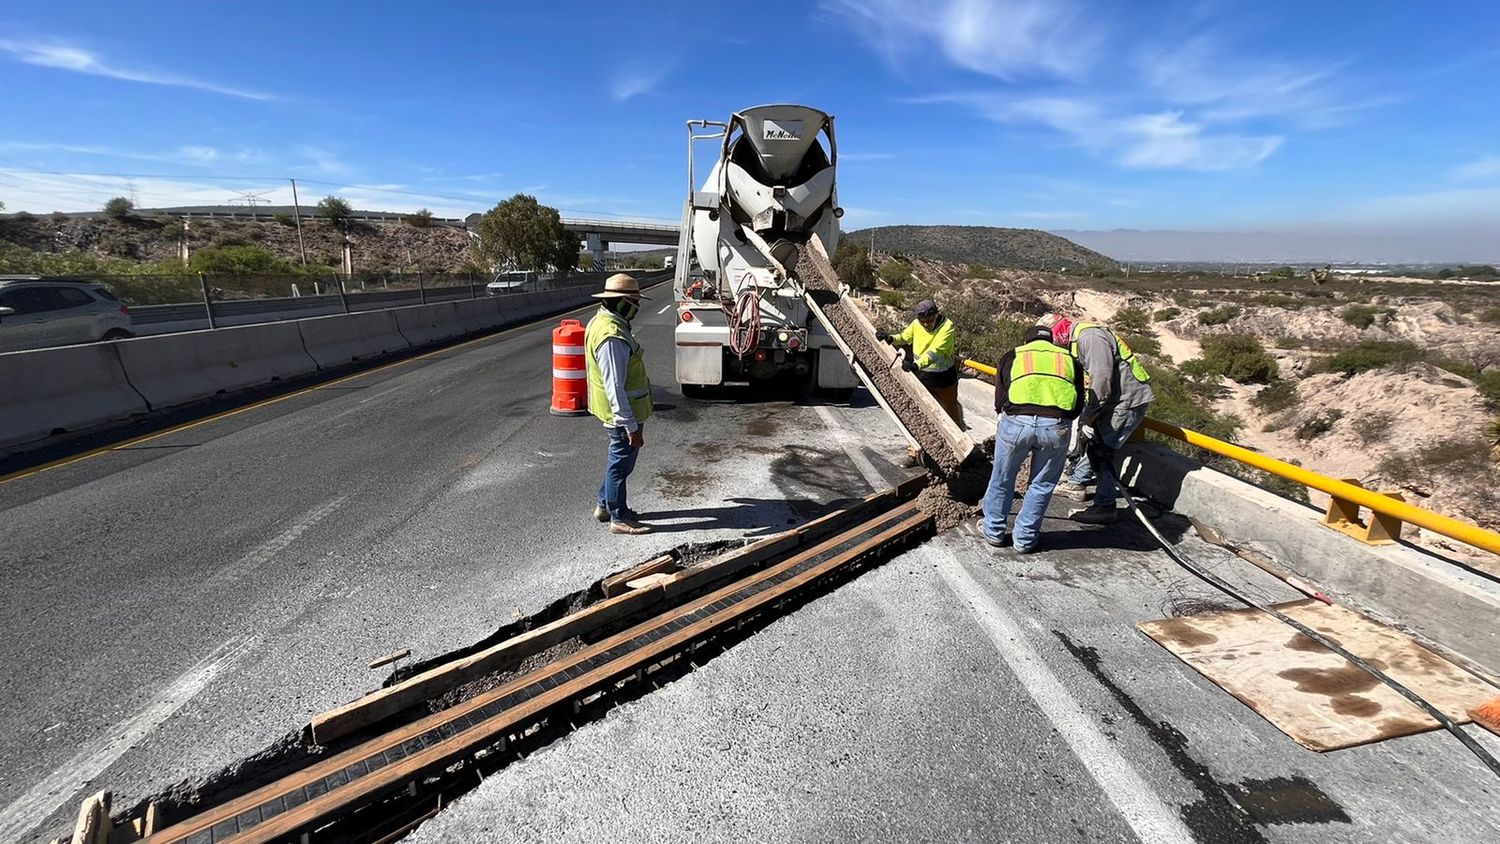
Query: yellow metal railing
962 358 1500 557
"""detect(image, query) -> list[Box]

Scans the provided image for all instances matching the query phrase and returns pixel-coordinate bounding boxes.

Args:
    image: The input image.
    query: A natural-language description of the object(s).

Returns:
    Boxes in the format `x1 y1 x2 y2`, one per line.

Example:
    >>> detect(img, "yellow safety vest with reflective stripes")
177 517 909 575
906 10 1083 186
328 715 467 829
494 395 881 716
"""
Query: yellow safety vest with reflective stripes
1071 322 1151 383
894 315 956 372
585 307 653 426
1007 340 1079 411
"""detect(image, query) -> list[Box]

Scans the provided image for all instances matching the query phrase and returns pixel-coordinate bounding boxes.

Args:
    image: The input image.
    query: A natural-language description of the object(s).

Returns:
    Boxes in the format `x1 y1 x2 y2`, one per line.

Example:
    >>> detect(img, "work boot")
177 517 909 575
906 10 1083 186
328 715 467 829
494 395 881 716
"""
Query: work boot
1055 481 1092 502
592 504 609 523
975 519 1011 548
1070 504 1119 525
610 518 652 535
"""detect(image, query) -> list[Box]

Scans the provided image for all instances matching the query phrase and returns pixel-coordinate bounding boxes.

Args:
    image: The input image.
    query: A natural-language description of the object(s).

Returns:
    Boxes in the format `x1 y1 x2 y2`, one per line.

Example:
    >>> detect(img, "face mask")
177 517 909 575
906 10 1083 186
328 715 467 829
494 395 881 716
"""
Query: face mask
616 299 640 321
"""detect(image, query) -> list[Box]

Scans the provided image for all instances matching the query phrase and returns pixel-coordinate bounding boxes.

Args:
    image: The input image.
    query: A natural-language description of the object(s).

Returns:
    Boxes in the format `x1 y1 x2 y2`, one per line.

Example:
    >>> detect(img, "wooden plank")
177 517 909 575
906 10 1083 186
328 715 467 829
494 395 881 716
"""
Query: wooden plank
69 790 109 844
310 485 912 744
219 507 931 844
149 504 927 844
310 585 665 744
624 572 675 590
1139 599 1498 751
600 555 677 598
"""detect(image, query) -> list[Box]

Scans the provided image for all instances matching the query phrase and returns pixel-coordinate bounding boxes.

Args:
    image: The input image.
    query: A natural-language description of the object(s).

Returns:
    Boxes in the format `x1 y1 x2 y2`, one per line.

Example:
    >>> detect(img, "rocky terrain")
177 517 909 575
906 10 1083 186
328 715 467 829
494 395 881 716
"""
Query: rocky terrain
0 212 474 273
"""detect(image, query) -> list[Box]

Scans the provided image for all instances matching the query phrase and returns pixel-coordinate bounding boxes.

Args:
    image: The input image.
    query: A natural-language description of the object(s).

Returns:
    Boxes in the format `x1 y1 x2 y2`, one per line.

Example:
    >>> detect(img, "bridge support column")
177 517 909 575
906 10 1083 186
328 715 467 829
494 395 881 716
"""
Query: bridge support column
586 233 605 272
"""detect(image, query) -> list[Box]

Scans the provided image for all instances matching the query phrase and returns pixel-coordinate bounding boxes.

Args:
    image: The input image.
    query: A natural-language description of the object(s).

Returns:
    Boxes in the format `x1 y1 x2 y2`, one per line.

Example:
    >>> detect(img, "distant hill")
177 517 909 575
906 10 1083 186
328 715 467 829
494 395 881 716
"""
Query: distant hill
845 225 1114 270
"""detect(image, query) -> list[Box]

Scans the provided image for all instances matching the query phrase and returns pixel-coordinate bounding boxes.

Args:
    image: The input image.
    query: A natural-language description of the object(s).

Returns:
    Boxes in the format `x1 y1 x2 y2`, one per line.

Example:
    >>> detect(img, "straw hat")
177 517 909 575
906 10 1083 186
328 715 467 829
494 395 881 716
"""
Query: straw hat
592 273 650 299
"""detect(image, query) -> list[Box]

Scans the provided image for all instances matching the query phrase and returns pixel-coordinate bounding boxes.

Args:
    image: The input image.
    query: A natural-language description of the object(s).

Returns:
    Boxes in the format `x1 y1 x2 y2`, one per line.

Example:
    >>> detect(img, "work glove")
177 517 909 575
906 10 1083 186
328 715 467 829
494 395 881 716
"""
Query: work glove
876 331 892 344
901 351 918 373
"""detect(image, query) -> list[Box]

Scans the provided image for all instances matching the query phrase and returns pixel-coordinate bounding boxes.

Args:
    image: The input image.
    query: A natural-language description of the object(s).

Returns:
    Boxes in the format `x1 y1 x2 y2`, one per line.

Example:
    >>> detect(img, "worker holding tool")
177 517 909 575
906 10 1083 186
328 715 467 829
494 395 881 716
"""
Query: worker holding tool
878 299 964 426
586 274 654 535
1047 313 1154 523
977 321 1085 552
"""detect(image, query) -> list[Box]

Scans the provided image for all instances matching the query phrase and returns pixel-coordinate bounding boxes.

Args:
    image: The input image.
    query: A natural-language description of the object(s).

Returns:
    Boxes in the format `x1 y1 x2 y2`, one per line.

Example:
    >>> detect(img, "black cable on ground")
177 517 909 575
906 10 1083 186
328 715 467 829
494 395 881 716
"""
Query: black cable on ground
1099 462 1500 779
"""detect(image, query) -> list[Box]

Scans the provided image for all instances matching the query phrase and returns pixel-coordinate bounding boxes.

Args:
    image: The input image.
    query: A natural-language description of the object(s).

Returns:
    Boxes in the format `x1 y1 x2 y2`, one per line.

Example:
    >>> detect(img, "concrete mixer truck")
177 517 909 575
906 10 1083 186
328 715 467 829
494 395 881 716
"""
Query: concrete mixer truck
672 104 859 395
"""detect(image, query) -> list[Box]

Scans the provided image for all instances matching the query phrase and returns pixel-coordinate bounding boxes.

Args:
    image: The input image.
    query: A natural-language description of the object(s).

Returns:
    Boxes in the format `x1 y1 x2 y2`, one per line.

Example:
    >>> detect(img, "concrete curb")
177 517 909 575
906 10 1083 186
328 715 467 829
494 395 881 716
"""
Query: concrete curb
298 310 411 369
1120 443 1500 676
115 321 319 409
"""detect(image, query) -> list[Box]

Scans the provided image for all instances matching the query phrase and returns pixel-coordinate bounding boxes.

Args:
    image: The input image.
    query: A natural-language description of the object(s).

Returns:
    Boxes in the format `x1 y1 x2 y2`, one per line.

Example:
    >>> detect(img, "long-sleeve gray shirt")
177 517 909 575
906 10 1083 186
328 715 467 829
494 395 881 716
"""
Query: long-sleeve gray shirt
1075 325 1154 416
595 337 640 433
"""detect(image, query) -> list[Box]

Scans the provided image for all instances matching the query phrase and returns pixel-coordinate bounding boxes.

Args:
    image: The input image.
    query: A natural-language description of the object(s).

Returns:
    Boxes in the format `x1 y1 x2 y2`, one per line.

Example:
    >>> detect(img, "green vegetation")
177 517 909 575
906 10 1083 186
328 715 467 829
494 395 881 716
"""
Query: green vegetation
1379 438 1493 482
273 212 297 228
940 295 1029 366
1250 379 1299 413
316 196 354 230
1339 304 1390 329
877 257 914 288
1120 332 1161 357
404 208 435 228
1197 304 1242 325
1154 306 1181 321
473 193 575 272
1112 306 1152 335
833 240 876 290
102 197 134 219
877 290 904 309
1313 340 1422 375
1191 334 1279 384
1437 264 1498 280
190 245 295 275
1296 410 1344 440
1352 411 1393 445
1142 360 1242 445
965 263 994 279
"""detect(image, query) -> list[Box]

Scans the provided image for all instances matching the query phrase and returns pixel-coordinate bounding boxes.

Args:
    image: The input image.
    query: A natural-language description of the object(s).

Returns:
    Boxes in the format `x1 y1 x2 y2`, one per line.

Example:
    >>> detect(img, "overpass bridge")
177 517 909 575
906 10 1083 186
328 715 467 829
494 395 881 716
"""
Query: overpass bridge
0 287 1496 843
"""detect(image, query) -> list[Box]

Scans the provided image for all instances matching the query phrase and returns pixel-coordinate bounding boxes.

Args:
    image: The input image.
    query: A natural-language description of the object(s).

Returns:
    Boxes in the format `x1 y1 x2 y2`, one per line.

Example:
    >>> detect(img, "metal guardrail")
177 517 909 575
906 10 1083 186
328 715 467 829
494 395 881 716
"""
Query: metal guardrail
962 358 1500 558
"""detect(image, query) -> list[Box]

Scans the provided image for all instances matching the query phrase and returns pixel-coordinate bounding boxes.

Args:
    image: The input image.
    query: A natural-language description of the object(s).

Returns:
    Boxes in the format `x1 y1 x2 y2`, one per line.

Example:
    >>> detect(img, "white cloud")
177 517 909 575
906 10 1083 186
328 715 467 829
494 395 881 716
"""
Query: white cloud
1134 36 1377 128
293 145 351 176
0 141 262 168
176 145 219 163
0 37 275 101
609 65 671 101
926 94 1281 171
824 0 1096 80
1452 156 1500 182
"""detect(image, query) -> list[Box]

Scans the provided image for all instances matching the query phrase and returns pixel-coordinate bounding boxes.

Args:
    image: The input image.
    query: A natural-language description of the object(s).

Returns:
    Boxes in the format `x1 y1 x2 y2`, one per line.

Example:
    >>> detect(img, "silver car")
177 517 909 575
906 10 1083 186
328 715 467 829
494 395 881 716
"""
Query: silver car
0 277 135 353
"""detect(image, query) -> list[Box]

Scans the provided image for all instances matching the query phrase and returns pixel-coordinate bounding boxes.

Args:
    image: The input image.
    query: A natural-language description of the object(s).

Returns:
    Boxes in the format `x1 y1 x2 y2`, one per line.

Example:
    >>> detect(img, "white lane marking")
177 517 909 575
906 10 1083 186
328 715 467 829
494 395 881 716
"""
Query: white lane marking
656 303 674 315
208 495 351 590
0 636 257 842
933 551 1195 844
811 404 887 491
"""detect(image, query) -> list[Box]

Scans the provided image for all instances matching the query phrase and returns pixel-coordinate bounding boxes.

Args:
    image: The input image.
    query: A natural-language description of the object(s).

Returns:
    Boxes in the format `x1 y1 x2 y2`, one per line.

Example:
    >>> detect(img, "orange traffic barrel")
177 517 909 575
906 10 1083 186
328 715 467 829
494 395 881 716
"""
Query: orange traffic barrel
550 319 589 416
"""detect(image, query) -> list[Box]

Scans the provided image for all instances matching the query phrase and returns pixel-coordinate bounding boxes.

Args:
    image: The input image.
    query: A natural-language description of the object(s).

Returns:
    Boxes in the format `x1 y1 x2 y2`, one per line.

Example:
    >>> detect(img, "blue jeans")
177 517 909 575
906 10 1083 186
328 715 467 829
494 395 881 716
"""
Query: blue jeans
598 426 641 521
1070 403 1149 506
982 414 1069 551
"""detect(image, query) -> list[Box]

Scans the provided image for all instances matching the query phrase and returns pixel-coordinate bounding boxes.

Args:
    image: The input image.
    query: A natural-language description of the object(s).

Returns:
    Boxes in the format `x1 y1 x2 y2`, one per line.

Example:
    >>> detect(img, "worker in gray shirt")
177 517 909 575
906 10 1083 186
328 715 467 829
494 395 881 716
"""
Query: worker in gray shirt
1045 314 1154 523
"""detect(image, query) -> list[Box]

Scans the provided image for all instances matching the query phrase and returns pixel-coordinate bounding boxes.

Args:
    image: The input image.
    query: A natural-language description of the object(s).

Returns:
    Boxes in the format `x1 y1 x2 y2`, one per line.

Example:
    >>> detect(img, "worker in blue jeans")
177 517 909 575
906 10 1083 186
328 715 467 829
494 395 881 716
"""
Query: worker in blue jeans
1046 315 1155 523
980 323 1085 553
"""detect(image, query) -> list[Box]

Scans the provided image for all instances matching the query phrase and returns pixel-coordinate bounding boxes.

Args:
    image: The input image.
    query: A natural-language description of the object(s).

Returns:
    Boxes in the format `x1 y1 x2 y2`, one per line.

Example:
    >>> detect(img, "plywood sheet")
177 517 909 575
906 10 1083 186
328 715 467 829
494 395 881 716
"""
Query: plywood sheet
1139 599 1496 751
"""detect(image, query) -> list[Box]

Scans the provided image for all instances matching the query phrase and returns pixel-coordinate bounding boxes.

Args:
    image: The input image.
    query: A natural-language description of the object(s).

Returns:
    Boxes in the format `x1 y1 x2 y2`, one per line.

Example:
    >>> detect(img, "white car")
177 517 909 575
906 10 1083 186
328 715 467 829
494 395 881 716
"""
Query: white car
0 277 135 353
485 271 539 295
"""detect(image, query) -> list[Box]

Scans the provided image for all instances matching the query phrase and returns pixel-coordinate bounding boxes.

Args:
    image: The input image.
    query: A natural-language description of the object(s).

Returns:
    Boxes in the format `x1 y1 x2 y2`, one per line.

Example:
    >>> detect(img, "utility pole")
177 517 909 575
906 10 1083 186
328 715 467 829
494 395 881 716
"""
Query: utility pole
289 178 308 267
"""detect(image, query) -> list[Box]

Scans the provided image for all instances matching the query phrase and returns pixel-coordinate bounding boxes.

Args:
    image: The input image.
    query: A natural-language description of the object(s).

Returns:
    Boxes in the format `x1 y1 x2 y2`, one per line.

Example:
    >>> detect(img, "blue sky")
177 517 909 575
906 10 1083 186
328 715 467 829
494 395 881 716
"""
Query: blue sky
1 1 1497 255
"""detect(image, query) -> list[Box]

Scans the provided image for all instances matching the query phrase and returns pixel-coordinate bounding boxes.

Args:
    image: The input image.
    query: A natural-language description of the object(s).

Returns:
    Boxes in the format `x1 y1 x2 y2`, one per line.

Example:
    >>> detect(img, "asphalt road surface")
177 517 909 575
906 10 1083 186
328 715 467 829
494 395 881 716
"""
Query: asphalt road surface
0 296 911 843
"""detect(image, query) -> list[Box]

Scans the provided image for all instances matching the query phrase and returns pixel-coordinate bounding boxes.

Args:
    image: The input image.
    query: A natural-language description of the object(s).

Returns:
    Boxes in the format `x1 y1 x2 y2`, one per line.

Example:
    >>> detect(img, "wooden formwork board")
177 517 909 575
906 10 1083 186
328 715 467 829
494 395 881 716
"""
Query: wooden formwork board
1140 599 1496 751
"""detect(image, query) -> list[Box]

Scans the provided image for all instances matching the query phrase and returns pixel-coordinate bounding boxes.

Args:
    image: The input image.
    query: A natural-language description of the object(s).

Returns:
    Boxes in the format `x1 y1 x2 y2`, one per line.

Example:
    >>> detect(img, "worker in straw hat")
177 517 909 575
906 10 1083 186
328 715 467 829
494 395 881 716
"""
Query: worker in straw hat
586 273 654 535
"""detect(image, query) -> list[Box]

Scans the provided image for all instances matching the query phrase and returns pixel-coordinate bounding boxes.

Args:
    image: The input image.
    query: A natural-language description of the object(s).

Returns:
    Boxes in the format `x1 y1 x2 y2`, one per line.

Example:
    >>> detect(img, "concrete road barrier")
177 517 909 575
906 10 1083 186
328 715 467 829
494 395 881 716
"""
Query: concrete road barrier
0 344 149 448
116 322 318 408
298 310 410 369
393 302 465 347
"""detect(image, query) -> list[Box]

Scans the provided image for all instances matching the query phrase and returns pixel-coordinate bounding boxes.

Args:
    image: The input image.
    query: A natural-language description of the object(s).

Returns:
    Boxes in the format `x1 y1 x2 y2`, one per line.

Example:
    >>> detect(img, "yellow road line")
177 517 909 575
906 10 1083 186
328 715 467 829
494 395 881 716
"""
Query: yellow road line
0 302 597 487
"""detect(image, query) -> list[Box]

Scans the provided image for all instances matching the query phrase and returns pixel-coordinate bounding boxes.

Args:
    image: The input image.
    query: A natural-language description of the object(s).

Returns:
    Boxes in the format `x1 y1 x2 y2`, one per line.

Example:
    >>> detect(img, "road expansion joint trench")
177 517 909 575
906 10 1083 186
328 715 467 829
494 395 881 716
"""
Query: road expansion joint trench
86 483 932 844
